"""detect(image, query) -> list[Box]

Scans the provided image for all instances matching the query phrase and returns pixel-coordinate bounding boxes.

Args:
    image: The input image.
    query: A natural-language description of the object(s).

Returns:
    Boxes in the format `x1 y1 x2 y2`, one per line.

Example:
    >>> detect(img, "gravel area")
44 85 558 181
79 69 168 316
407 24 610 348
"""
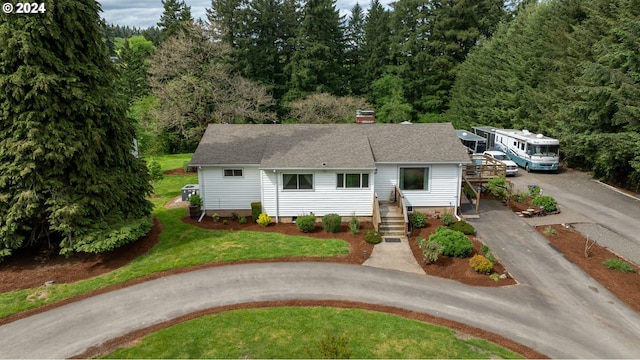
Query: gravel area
571 223 640 266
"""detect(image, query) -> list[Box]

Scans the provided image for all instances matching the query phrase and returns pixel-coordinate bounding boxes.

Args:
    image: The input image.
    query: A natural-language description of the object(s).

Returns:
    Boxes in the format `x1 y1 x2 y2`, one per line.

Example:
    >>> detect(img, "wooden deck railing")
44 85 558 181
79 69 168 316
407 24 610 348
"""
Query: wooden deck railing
372 193 382 232
393 186 409 236
463 154 506 182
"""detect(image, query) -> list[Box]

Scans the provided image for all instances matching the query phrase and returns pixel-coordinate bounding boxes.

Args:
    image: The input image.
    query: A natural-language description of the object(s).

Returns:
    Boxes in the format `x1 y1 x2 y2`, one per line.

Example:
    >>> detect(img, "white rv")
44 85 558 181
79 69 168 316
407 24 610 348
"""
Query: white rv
493 129 559 172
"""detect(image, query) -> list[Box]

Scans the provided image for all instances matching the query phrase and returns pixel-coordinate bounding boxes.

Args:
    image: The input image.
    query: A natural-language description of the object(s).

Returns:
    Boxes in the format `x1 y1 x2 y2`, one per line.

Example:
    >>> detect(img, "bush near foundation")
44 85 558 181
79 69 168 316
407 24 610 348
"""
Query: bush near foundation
429 228 473 258
296 214 317 233
322 214 342 233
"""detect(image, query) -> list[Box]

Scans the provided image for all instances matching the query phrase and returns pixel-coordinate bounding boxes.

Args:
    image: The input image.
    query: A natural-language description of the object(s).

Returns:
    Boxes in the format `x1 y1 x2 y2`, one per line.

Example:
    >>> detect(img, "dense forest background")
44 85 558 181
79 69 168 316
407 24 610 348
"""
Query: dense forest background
106 0 639 190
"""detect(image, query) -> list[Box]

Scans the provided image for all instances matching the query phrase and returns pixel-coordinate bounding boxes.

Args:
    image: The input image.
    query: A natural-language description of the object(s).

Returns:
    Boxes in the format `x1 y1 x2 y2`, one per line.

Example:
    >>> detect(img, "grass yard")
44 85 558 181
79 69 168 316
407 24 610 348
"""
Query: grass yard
0 154 349 318
103 307 522 359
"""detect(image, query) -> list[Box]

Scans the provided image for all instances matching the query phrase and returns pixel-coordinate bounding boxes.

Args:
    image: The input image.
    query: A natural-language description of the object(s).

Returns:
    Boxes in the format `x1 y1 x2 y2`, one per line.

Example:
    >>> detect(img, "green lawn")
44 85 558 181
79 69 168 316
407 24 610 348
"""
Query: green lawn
0 154 348 318
1 154 524 359
103 307 523 359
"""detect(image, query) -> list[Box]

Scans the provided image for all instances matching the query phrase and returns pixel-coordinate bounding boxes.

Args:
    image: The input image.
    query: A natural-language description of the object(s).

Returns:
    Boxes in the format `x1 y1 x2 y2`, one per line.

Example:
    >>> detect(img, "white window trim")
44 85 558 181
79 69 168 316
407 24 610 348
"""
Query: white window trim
398 166 431 191
223 168 244 177
336 173 370 189
282 173 314 191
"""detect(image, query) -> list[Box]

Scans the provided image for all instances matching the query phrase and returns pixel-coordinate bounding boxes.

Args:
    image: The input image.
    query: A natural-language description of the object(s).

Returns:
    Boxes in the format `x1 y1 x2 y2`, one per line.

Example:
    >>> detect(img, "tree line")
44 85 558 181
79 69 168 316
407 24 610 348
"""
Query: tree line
447 0 640 190
116 0 509 154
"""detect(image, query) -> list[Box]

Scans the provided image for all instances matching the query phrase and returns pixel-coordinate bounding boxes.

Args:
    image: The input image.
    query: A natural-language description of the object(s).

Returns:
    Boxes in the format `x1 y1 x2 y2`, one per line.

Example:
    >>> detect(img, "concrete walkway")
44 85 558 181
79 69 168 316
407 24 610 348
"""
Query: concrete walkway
363 236 425 275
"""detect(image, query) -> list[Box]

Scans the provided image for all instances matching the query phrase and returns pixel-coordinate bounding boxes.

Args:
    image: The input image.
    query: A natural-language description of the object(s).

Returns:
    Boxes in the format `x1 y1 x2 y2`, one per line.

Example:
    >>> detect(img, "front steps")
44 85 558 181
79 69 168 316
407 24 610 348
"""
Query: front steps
378 202 407 236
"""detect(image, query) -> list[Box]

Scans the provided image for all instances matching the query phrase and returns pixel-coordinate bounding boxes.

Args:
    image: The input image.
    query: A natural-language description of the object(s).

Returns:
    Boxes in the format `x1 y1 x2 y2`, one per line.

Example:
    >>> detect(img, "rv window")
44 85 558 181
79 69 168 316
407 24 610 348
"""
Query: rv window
532 145 559 157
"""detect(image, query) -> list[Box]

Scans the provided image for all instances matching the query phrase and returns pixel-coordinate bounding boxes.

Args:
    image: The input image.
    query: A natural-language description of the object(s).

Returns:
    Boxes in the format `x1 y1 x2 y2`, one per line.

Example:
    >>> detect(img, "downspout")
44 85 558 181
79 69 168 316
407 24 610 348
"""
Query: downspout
454 164 462 221
274 170 279 223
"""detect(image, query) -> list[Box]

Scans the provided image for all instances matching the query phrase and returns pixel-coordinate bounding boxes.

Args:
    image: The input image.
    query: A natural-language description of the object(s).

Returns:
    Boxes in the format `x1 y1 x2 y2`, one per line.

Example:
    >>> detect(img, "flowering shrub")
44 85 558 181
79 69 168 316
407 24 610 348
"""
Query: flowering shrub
257 213 272 227
469 254 493 274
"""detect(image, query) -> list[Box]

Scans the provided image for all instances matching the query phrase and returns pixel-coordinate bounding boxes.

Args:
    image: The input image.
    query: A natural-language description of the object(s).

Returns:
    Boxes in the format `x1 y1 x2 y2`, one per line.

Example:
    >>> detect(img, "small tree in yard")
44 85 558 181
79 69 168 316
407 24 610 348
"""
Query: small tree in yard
148 160 164 187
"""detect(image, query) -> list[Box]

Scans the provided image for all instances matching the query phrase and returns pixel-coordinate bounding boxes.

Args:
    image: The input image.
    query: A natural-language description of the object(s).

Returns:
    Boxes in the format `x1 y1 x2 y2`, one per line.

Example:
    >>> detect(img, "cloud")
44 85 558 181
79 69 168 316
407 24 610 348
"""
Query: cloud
99 0 392 28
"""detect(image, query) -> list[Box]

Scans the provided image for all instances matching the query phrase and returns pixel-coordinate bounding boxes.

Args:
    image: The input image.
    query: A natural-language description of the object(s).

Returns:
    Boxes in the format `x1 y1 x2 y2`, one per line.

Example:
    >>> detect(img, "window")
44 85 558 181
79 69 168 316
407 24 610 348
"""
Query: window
283 174 313 190
223 169 243 177
400 167 429 190
337 173 369 188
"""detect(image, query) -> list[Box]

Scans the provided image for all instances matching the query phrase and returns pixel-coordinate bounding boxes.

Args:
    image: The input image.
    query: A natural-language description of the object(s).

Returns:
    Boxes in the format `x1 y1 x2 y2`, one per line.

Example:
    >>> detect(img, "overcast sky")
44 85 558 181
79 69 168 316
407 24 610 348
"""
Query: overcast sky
99 0 391 29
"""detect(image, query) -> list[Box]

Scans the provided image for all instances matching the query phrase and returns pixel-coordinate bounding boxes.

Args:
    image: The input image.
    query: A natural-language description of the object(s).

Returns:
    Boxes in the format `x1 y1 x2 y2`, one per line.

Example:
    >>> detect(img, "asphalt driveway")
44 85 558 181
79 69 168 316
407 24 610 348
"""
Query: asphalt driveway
0 197 640 358
2 200 640 359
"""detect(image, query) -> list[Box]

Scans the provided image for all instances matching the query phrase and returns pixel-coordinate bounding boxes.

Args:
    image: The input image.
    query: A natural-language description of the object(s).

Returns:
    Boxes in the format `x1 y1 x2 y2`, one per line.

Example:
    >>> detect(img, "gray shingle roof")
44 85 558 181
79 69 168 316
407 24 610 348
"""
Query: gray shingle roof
190 123 471 168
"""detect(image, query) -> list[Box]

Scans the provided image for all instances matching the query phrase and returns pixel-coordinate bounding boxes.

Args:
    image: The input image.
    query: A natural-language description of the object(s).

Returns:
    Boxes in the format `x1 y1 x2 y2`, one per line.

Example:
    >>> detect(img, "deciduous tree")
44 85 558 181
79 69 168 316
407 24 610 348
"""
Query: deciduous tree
149 23 276 151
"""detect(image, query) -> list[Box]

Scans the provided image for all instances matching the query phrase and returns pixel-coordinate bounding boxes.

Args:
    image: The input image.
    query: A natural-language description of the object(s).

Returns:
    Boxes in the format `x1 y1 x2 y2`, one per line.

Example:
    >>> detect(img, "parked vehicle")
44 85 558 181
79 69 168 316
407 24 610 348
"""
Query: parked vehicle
483 151 519 176
473 127 559 172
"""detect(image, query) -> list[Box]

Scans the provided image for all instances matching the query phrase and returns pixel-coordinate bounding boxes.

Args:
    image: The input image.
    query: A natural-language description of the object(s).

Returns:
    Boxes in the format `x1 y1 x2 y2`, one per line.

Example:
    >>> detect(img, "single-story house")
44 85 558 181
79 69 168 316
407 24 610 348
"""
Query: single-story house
189 123 471 223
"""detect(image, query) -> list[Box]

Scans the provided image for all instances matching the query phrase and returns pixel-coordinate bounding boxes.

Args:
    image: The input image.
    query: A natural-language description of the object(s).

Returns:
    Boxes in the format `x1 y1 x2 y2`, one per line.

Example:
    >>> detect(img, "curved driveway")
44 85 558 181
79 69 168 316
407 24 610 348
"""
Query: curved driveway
2 201 640 358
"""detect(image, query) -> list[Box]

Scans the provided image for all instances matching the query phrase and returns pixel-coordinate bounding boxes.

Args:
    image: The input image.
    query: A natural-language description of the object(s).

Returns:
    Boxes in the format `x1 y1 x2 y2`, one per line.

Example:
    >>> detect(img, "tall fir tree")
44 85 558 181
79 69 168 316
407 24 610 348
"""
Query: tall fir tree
362 0 392 98
207 0 248 48
233 0 299 101
117 35 156 103
285 0 346 100
345 3 367 95
157 0 193 42
0 0 153 260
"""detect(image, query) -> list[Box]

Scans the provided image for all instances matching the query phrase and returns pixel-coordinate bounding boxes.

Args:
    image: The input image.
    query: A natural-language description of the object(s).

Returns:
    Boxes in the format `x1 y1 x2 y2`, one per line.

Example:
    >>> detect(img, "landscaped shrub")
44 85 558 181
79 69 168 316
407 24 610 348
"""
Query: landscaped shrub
364 229 382 244
349 217 360 235
296 214 317 233
238 216 247 224
463 184 475 199
322 213 342 233
429 229 473 258
251 202 262 223
512 190 529 204
603 258 636 273
532 195 557 212
441 213 456 226
211 213 220 222
449 220 475 235
528 184 541 198
410 212 427 228
469 254 493 274
486 177 508 200
421 240 444 264
257 213 272 227
189 194 203 207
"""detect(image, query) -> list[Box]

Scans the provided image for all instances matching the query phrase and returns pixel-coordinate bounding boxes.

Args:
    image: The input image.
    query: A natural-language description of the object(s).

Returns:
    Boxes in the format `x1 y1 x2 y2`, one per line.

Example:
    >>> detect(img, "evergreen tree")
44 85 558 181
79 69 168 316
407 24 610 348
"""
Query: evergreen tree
117 35 156 102
207 0 248 47
0 0 153 260
424 0 505 113
157 0 193 42
362 0 392 100
285 0 346 100
345 3 367 95
237 0 299 101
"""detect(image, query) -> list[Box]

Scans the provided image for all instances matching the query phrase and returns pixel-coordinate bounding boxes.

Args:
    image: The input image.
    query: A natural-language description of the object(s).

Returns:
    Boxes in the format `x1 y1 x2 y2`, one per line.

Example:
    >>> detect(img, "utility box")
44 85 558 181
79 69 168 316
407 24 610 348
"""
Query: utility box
181 184 200 201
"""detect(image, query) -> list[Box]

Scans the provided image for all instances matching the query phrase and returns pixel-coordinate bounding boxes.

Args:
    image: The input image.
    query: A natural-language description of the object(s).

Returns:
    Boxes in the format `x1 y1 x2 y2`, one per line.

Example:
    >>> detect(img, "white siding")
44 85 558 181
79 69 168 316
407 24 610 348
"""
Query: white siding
374 164 398 202
402 164 460 207
201 166 261 210
262 170 374 217
374 163 461 208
